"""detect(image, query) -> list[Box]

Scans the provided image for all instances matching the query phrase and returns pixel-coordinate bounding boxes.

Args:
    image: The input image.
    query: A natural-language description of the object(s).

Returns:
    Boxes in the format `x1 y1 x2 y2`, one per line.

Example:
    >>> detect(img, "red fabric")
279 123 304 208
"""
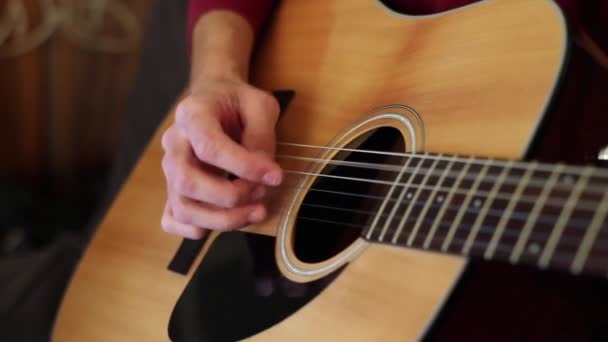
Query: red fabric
186 0 275 55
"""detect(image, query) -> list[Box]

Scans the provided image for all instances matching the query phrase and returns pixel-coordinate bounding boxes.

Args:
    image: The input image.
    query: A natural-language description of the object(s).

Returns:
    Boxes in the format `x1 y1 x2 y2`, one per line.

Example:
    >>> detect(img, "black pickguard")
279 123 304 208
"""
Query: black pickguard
168 232 330 342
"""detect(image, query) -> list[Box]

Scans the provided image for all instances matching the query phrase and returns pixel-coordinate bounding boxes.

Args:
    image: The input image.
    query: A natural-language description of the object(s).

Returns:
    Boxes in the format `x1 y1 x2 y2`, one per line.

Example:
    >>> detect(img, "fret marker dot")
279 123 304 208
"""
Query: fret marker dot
473 199 482 208
528 243 540 255
562 175 574 185
406 192 413 200
436 195 444 203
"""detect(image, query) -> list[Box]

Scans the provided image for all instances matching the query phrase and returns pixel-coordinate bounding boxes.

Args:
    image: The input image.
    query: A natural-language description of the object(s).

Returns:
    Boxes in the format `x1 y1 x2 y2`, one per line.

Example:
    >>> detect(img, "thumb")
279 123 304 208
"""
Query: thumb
239 89 280 158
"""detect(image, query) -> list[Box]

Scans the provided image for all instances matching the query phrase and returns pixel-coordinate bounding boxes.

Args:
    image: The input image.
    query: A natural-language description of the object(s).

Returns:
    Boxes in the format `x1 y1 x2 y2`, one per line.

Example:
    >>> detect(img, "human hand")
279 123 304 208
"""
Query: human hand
160 76 282 239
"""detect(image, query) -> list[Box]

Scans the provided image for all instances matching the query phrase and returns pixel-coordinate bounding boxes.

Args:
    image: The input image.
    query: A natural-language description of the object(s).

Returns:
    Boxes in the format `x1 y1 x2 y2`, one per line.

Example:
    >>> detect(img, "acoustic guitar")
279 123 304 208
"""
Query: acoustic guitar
53 0 608 340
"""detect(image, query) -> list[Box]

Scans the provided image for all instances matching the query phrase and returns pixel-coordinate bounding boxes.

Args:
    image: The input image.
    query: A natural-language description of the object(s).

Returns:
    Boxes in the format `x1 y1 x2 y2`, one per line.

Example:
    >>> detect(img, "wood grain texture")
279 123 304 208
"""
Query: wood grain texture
53 0 566 340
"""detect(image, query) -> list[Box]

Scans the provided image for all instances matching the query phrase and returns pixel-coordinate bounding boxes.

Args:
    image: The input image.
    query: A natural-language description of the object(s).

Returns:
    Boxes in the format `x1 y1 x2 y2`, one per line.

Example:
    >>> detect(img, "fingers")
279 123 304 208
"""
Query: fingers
175 98 283 186
168 192 266 231
161 204 208 240
240 89 280 155
163 156 252 208
162 127 257 208
162 82 281 240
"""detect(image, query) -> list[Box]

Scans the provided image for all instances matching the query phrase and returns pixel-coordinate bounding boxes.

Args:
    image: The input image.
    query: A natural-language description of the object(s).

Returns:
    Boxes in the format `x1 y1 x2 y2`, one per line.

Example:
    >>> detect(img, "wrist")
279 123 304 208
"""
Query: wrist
194 59 246 84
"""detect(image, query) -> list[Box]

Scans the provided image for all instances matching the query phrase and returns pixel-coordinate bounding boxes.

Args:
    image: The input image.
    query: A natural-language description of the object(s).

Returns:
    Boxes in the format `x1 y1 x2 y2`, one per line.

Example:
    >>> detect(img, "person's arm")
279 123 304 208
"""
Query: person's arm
189 10 256 86
187 0 276 58
160 2 279 240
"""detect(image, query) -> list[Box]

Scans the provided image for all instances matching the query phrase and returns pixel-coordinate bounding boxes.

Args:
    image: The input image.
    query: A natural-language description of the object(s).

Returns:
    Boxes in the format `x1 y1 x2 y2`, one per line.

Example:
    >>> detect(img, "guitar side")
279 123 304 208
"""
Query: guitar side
52 0 567 340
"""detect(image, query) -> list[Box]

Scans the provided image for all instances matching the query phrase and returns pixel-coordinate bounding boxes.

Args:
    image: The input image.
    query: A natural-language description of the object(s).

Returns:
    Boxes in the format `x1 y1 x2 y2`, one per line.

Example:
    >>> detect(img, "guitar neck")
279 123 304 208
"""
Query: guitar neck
362 153 608 277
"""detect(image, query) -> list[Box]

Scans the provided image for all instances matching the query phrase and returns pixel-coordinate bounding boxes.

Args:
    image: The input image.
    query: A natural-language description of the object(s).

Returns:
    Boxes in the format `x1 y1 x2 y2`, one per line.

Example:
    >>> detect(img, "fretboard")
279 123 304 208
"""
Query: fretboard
362 153 608 277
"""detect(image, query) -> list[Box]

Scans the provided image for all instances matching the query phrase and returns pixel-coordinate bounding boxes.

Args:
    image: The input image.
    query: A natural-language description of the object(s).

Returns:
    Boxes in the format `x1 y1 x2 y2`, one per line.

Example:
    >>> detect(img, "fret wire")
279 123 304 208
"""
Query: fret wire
423 157 473 249
297 201 608 248
394 157 441 244
367 154 413 239
277 142 608 179
510 165 564 263
406 156 456 247
365 155 414 239
462 160 512 255
400 217 608 250
297 216 608 264
538 168 593 268
571 192 608 274
280 154 608 196
378 227 608 269
484 162 537 259
284 170 603 211
378 155 426 241
297 193 605 240
283 181 600 231
441 159 492 252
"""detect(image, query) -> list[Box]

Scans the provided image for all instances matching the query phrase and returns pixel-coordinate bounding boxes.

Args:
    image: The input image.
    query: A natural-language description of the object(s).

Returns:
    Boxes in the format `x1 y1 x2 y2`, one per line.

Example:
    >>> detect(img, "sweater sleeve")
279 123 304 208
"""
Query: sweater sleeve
187 0 277 56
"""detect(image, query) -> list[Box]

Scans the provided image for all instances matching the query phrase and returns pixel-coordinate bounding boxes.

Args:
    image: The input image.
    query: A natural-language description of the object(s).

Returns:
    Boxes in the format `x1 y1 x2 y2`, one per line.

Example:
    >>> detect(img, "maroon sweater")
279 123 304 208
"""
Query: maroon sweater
186 0 608 164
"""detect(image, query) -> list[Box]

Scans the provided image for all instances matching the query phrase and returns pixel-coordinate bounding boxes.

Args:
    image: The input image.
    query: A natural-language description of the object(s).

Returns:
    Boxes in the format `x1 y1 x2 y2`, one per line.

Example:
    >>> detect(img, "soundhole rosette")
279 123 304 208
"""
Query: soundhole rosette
276 105 425 282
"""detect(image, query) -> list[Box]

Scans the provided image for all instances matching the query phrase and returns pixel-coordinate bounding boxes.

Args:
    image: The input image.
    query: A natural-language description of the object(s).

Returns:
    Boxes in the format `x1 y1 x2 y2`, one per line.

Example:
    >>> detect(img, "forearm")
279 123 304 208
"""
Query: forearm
187 0 277 83
190 11 254 82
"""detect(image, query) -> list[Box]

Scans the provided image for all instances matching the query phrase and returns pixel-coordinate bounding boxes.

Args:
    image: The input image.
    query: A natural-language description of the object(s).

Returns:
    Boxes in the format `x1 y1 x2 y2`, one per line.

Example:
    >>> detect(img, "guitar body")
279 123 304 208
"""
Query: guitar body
53 0 604 341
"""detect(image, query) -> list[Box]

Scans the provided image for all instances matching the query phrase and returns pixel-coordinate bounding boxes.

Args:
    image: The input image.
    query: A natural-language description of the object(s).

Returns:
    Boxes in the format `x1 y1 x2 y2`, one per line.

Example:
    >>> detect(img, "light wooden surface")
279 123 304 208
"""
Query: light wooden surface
52 0 566 340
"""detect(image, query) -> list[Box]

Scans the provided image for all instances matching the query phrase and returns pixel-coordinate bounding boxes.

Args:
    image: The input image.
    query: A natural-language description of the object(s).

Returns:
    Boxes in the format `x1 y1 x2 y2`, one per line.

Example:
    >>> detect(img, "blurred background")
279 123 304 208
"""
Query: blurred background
0 1 190 339
0 0 152 254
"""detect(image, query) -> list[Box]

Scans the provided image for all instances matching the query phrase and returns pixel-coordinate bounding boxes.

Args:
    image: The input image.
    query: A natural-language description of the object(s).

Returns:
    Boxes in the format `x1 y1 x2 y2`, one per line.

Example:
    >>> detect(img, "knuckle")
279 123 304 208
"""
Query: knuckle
161 214 174 234
161 127 188 155
161 129 171 151
175 98 197 124
161 155 172 176
173 169 195 195
259 91 280 118
171 199 191 224
193 135 219 162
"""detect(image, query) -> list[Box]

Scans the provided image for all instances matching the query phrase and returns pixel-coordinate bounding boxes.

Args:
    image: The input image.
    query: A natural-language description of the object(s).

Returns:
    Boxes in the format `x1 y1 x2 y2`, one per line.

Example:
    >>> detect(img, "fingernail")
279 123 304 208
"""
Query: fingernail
263 170 282 186
251 185 266 201
249 207 266 222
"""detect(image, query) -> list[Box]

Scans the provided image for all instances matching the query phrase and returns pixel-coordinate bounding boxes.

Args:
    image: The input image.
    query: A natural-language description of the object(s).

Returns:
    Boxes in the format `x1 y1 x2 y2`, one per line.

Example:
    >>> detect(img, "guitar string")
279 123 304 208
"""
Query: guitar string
295 198 592 231
292 216 608 265
282 181 594 228
276 141 608 179
267 197 608 260
294 214 608 253
262 195 608 265
276 154 608 196
274 182 607 236
279 170 605 211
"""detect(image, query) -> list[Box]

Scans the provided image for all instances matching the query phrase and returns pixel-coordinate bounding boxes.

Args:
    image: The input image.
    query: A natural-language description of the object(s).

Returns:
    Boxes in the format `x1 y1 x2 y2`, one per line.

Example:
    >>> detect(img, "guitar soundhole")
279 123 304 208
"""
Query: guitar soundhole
294 126 406 263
